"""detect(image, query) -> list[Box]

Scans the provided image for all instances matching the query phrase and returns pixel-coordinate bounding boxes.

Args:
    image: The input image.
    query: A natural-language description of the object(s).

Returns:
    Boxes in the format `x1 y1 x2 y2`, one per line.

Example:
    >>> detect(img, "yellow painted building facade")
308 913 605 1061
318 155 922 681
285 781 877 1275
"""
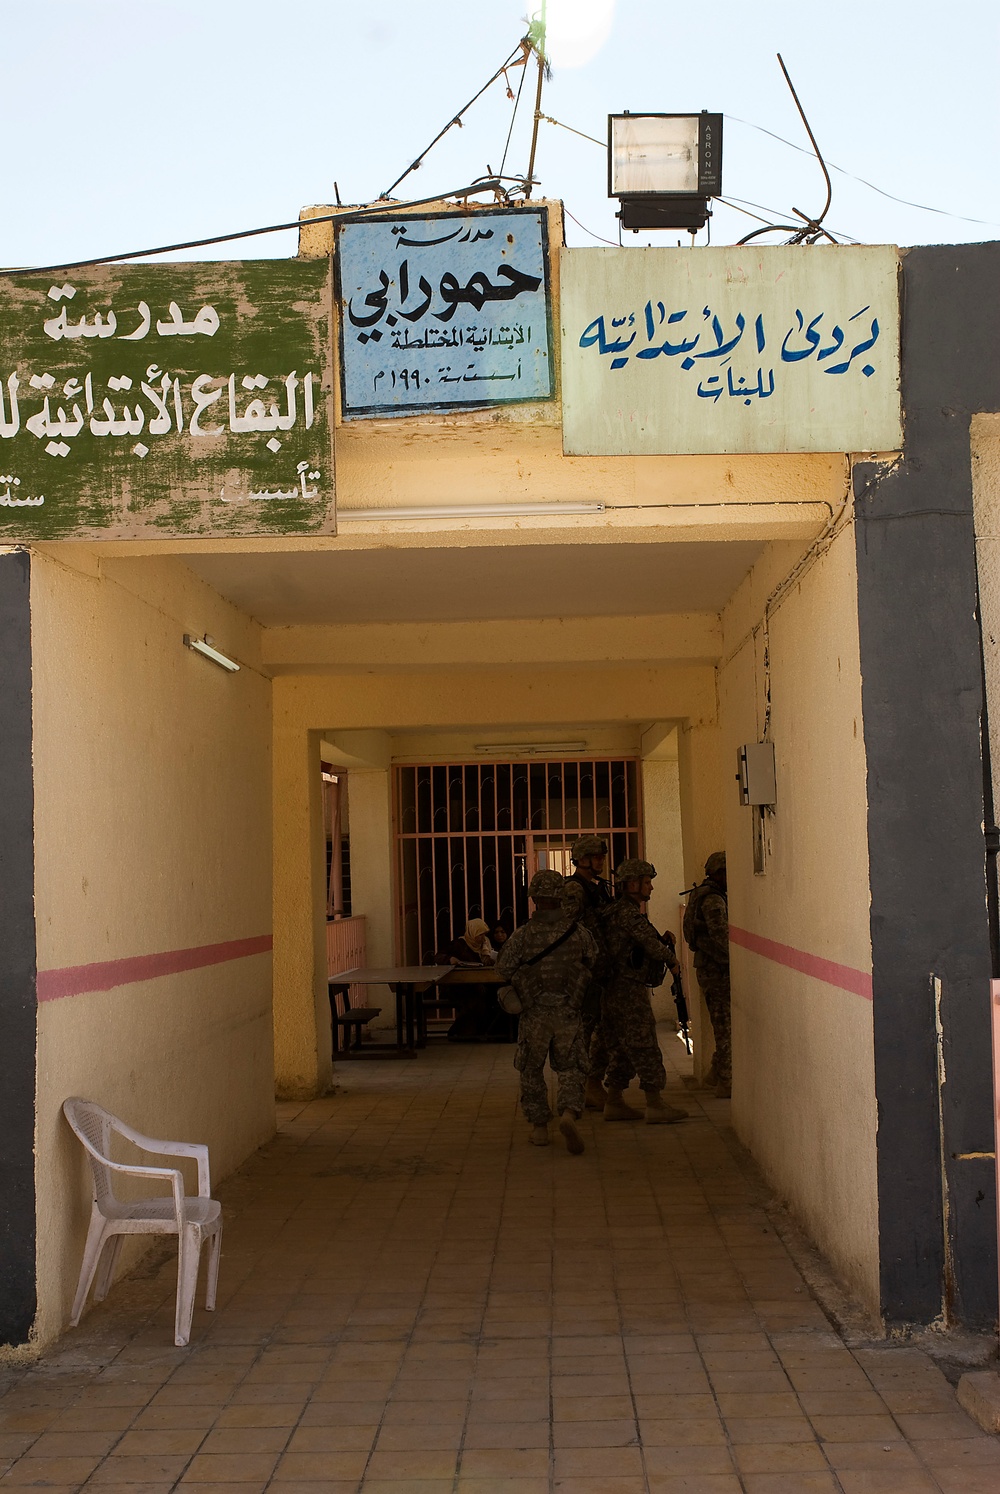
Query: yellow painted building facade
6 210 999 1350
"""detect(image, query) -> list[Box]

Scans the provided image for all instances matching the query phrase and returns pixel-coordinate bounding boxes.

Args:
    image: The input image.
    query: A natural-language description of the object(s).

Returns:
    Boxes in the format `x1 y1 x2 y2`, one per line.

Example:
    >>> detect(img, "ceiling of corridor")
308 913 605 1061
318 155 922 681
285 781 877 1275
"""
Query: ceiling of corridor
183 540 764 627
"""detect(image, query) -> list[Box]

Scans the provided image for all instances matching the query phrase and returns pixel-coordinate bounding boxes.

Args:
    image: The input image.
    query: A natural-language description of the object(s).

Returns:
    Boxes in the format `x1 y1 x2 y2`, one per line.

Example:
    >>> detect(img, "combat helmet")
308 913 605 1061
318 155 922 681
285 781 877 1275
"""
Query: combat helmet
616 858 657 882
570 834 608 863
528 868 566 899
705 851 726 876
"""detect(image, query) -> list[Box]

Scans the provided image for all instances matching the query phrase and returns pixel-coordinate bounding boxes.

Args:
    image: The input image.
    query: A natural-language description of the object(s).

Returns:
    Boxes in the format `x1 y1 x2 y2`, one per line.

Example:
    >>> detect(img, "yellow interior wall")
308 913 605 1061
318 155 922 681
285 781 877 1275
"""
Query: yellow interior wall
271 655 713 1094
31 550 275 1346
718 524 878 1314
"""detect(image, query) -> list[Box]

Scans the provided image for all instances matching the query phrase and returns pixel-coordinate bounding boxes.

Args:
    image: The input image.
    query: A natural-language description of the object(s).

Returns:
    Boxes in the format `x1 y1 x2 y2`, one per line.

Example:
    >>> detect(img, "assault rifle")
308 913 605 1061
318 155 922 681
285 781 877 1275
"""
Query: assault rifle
672 967 692 1053
661 928 692 1053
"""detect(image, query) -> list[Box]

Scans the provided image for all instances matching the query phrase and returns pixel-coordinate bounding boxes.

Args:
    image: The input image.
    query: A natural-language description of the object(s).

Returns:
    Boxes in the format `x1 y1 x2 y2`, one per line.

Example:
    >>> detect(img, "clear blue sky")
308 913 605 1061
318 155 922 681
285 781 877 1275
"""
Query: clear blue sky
2 0 997 266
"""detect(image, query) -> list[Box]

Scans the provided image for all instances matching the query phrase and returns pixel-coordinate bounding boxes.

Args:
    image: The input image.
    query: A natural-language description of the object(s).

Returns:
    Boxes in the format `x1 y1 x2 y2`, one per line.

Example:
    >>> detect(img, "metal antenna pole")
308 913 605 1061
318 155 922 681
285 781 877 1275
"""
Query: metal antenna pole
524 45 547 198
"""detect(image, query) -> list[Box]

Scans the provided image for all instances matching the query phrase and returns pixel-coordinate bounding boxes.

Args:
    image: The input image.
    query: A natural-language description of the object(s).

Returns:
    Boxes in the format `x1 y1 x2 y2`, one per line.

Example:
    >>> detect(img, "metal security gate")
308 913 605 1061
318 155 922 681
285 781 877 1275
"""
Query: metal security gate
395 758 642 964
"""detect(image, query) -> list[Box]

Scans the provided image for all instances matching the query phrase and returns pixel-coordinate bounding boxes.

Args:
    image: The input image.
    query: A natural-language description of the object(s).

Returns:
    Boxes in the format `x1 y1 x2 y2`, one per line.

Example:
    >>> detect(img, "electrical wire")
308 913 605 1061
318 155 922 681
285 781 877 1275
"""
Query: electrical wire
562 206 618 247
726 113 1000 230
498 43 530 180
541 102 999 234
381 41 529 199
734 56 838 248
718 197 783 227
775 53 834 242
538 113 606 150
0 177 526 279
720 195 859 244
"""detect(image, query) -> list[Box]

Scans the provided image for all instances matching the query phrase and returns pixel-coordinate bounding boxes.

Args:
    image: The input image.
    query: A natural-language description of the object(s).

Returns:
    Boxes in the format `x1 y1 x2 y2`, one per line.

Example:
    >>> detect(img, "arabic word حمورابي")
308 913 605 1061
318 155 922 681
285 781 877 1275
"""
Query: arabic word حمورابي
348 262 543 342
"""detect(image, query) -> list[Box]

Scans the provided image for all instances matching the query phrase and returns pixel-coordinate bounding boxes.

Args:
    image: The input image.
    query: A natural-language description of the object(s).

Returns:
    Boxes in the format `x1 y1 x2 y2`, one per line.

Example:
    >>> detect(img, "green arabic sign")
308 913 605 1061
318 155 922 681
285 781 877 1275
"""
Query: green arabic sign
0 259 333 539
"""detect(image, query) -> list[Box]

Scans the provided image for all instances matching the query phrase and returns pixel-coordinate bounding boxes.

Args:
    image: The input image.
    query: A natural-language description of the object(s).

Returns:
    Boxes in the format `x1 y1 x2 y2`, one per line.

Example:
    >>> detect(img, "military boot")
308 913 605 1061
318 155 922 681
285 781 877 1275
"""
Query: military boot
603 1087 643 1121
714 1078 732 1099
558 1112 585 1155
529 1123 549 1146
584 1077 608 1111
643 1089 689 1124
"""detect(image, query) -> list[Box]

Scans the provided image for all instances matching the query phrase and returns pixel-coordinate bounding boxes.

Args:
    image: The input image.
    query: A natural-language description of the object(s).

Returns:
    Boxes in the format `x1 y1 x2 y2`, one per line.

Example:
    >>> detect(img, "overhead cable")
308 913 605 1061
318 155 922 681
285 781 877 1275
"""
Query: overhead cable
539 103 1000 232
725 114 1000 229
0 177 524 279
381 40 530 199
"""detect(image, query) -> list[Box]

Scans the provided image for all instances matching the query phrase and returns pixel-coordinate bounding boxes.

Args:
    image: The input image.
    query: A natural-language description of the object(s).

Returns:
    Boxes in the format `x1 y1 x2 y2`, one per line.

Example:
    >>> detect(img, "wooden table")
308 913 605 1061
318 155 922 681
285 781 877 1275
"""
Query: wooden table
432 966 510 1044
328 966 453 1058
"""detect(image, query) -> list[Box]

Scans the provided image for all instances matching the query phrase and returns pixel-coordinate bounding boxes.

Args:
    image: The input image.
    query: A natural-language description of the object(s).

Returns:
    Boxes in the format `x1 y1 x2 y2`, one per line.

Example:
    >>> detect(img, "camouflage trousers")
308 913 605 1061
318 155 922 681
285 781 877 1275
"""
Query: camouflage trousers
602 979 667 1092
515 993 588 1125
696 964 731 1085
582 980 609 1081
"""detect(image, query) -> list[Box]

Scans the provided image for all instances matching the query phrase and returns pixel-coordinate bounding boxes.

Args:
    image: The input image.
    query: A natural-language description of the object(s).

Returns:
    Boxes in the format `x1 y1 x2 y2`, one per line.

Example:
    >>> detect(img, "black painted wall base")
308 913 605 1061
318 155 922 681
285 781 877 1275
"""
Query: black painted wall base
0 549 37 1344
856 243 1000 1328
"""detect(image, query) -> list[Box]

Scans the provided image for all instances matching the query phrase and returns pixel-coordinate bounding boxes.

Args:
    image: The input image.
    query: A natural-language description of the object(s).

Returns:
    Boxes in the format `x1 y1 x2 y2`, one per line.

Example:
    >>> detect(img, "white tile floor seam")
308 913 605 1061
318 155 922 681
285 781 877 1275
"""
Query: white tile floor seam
1 1029 997 1493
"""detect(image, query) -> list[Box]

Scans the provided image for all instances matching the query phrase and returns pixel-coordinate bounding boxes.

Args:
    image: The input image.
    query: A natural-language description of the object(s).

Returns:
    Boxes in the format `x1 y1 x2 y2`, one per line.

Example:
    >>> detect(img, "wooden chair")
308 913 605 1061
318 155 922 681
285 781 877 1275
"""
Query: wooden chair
328 980 382 1055
416 980 456 1042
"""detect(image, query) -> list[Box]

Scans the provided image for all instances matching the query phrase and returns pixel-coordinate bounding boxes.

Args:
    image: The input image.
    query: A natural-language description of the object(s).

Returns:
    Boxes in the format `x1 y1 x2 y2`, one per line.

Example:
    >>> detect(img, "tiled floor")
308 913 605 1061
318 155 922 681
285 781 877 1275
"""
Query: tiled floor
2 1031 998 1494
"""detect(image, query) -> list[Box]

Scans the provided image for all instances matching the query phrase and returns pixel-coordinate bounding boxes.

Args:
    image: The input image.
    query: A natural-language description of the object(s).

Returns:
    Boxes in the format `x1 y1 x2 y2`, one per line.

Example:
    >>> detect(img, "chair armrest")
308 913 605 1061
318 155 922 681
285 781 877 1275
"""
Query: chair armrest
100 1157 186 1219
110 1118 212 1197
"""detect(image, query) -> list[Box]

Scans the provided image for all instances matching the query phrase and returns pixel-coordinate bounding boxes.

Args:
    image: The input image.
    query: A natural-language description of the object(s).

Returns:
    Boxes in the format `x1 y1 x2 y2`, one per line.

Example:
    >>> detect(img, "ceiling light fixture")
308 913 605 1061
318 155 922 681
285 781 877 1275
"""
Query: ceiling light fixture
183 634 240 672
337 501 605 521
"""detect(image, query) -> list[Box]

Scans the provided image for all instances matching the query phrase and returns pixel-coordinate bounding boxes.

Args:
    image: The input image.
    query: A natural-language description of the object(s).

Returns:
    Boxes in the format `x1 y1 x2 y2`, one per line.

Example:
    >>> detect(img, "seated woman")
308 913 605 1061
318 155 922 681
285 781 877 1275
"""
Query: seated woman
489 921 510 953
447 918 496 967
439 918 502 1040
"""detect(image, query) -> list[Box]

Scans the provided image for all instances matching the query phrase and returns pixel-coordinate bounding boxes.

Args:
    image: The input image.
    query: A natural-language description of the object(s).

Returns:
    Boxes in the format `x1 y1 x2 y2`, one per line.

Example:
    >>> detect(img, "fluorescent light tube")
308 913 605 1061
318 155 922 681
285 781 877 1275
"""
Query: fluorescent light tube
337 502 605 520
183 634 240 672
472 742 588 754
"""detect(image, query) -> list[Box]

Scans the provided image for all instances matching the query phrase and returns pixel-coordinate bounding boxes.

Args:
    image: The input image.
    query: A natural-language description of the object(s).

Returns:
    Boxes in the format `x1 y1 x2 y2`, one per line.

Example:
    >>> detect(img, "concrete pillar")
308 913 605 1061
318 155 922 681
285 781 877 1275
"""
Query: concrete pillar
272 723 329 1098
346 768 395 1032
678 721 725 885
347 768 394 966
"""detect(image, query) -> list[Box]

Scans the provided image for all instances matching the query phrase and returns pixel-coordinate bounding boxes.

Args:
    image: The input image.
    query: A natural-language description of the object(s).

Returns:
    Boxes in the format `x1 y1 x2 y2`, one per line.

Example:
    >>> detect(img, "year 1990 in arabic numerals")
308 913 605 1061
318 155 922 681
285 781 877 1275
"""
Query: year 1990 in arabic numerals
372 368 421 394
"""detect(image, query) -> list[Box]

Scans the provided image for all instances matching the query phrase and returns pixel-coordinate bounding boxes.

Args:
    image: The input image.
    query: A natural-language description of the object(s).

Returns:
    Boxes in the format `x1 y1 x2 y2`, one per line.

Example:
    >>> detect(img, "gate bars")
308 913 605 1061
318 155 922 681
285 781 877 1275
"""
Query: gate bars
394 757 642 964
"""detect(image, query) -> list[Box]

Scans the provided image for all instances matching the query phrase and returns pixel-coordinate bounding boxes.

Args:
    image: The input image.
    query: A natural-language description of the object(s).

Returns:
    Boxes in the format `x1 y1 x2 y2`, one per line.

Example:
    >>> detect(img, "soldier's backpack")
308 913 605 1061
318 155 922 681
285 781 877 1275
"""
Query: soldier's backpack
500 920 581 1012
683 882 708 952
683 880 727 952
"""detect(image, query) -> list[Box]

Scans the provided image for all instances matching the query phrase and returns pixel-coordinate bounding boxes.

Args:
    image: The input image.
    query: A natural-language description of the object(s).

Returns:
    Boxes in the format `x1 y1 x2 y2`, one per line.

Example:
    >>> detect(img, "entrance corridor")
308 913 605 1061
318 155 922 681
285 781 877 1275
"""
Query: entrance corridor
3 1041 998 1494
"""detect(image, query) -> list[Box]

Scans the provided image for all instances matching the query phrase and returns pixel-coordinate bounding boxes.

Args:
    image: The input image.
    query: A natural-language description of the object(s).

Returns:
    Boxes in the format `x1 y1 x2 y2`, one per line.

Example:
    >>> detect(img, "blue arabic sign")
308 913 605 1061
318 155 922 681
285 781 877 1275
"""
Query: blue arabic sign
336 207 553 418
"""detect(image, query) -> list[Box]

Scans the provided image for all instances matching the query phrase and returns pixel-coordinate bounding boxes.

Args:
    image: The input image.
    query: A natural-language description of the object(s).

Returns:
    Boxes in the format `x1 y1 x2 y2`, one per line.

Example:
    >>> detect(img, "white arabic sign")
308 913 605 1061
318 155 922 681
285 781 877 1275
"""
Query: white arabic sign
0 260 333 540
560 245 902 455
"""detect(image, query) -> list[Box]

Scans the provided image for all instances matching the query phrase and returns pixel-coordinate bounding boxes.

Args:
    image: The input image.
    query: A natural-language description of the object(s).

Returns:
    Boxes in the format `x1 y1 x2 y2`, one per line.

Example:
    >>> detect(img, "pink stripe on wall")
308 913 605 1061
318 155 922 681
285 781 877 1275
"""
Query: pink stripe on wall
36 934 273 1003
729 925 873 1001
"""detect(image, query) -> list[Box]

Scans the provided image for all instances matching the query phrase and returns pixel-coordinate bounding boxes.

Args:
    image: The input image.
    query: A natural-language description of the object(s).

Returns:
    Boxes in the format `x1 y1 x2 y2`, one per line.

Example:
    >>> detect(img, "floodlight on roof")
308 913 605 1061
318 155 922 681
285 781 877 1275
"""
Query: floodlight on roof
608 111 723 233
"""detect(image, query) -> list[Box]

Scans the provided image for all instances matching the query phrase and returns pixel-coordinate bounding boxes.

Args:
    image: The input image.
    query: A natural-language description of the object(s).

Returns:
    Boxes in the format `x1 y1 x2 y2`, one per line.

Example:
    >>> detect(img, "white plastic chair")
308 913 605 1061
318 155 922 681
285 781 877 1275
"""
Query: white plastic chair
62 1097 223 1347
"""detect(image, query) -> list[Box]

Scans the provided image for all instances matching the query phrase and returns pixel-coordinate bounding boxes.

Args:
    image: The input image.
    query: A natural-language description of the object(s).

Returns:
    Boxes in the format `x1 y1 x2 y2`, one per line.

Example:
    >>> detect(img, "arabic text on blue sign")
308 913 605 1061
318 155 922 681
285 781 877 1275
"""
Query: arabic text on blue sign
337 208 553 417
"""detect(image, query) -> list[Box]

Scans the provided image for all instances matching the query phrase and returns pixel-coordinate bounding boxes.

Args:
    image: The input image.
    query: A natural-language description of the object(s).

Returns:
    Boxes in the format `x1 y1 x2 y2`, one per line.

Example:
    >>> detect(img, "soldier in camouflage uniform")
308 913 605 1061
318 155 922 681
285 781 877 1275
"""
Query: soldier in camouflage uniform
683 851 731 1098
562 835 614 1112
602 859 688 1125
497 869 598 1154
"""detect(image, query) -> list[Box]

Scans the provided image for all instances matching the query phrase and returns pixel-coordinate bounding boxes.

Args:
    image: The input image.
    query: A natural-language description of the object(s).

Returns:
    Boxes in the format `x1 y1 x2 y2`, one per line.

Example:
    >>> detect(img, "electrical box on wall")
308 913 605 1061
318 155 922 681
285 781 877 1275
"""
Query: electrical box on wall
737 742 776 806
